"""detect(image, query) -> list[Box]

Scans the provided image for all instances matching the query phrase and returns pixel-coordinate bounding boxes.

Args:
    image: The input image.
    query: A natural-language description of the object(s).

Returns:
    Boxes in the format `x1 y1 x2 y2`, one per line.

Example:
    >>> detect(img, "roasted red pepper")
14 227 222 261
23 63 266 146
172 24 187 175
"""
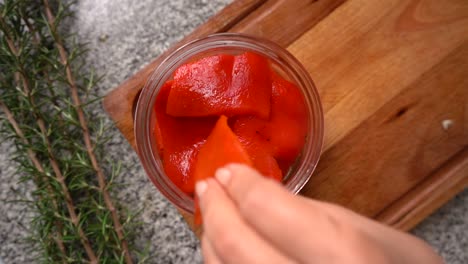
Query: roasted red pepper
231 115 282 181
231 73 308 175
166 52 272 119
193 115 252 182
154 81 216 195
193 115 253 225
229 52 272 119
153 52 307 204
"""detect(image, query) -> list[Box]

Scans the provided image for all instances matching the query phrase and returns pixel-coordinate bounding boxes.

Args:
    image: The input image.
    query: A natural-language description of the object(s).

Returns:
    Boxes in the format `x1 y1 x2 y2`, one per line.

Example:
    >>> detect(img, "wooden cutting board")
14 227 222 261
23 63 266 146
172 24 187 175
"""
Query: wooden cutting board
103 0 468 234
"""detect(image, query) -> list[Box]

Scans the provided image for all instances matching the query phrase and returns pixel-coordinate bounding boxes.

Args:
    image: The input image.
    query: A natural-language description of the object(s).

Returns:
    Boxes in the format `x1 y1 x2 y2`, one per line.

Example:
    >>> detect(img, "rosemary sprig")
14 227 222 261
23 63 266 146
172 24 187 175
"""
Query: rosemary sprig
42 0 133 262
0 0 137 263
1 13 98 262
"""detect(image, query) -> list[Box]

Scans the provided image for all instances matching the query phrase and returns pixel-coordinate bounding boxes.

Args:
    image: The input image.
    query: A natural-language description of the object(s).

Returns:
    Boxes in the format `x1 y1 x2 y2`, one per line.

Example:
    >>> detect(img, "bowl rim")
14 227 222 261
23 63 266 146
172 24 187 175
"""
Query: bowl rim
134 33 324 213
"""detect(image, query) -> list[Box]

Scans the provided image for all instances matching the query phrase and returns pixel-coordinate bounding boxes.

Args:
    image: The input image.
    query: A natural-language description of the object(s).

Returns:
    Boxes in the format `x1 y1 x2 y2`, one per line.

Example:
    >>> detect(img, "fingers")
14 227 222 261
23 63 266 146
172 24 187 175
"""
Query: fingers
201 235 222 264
216 164 443 264
197 178 293 264
216 164 345 263
199 164 443 264
310 201 444 263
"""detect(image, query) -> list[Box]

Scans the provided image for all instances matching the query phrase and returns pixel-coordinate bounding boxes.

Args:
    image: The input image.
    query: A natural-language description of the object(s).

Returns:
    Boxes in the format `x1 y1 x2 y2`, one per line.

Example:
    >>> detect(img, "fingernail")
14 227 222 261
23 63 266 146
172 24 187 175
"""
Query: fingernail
195 180 208 198
215 168 232 186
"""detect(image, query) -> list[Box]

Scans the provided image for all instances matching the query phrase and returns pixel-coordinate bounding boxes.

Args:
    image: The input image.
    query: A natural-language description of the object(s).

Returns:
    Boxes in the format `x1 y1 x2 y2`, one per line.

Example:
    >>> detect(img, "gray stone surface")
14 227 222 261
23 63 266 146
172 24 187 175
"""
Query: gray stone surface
0 0 466 263
412 189 468 264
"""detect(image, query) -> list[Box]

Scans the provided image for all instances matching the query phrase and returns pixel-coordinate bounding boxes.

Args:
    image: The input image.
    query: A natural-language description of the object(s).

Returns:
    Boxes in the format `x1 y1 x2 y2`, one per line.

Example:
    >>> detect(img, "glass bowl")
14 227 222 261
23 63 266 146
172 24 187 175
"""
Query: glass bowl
134 33 324 213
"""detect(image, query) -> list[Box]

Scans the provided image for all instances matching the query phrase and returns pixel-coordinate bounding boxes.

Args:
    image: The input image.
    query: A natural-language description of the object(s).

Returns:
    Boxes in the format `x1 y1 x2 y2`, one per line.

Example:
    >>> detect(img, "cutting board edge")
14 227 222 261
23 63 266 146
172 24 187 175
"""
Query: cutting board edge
376 147 468 230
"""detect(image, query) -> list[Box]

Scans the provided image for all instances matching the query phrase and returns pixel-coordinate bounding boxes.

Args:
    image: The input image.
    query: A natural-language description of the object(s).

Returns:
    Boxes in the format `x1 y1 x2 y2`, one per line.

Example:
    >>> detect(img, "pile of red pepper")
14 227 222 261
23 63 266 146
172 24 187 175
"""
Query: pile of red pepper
153 52 308 196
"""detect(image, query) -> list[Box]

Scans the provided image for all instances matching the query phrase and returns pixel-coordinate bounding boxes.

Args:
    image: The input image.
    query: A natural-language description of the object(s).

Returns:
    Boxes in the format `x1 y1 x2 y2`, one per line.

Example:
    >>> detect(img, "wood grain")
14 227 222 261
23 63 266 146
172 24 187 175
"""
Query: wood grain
103 0 468 233
376 148 468 230
229 0 347 47
288 0 468 152
300 42 468 224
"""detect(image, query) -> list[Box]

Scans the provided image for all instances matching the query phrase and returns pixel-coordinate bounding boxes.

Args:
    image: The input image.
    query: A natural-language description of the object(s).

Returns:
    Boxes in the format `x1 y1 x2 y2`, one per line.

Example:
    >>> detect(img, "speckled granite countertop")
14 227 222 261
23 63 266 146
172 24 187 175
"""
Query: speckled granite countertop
0 0 466 263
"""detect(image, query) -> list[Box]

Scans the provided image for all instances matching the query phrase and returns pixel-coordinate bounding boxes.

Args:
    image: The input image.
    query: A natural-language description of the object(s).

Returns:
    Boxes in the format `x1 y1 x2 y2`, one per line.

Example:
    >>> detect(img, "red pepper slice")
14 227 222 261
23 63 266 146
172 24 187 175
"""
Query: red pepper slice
194 115 253 181
166 52 272 119
193 115 253 225
250 152 283 182
231 116 282 181
154 81 217 195
229 52 272 119
268 74 308 163
166 54 234 117
232 74 308 174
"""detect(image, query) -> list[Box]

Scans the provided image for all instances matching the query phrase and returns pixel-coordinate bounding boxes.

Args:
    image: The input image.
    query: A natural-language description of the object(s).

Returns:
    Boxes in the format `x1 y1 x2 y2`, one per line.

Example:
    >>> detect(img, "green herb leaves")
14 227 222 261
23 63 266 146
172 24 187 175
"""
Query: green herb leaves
0 1 137 263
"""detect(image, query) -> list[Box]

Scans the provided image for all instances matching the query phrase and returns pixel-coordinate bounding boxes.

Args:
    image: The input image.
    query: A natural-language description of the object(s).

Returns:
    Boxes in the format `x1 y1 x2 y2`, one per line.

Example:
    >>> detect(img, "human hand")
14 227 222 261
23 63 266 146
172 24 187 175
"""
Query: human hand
195 164 443 264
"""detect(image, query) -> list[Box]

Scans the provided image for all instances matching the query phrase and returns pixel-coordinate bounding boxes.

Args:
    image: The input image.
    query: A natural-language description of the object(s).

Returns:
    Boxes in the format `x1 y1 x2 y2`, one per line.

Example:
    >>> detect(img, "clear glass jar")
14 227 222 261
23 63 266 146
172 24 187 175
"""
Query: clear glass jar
134 33 324 214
